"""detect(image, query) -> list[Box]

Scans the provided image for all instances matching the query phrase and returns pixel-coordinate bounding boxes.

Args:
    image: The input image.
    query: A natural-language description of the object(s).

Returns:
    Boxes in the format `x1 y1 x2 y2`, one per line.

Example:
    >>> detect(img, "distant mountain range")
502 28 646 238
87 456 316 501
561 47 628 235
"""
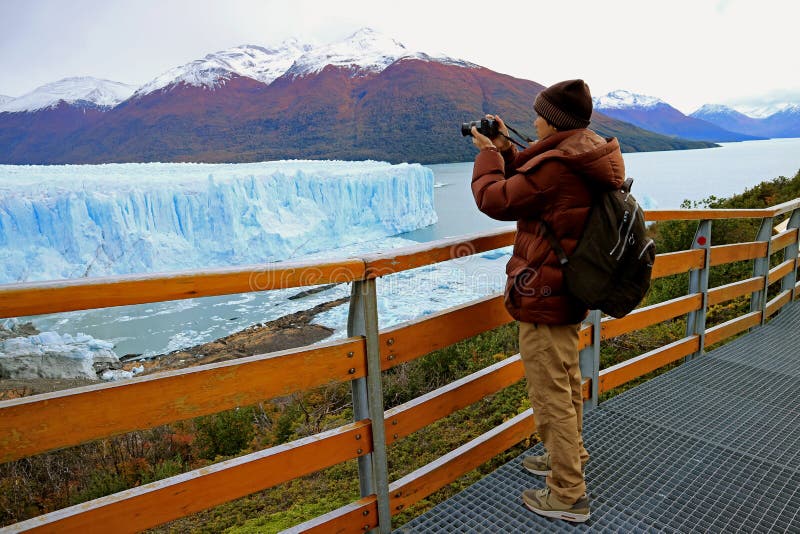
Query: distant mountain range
0 28 729 165
690 104 800 138
594 89 800 142
593 90 765 142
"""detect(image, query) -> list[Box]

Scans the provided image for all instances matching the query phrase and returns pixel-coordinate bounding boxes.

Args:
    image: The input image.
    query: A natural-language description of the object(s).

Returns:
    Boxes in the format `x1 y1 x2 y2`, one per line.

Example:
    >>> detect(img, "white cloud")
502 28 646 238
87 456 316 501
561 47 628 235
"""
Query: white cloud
1 0 798 113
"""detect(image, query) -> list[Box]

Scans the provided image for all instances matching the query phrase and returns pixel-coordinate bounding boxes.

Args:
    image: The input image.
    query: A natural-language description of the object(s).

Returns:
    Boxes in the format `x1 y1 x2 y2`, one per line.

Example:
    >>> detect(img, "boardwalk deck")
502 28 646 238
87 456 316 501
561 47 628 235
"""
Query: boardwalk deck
397 301 800 533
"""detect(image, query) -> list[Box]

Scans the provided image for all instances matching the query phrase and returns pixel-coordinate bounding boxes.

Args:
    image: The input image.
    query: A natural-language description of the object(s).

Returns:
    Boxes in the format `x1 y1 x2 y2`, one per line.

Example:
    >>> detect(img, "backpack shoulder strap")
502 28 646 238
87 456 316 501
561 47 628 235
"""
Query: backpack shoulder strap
538 176 636 268
539 219 569 266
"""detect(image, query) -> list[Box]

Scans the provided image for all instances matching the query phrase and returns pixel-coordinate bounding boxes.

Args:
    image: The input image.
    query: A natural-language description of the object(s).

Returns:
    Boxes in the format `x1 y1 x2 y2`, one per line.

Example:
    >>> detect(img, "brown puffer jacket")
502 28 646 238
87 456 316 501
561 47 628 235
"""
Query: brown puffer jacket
472 128 625 324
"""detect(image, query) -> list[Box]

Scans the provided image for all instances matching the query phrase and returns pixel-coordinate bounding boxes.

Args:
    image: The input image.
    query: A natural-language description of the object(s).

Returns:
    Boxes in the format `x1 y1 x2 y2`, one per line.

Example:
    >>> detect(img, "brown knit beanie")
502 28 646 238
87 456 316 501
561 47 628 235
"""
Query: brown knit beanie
534 79 593 130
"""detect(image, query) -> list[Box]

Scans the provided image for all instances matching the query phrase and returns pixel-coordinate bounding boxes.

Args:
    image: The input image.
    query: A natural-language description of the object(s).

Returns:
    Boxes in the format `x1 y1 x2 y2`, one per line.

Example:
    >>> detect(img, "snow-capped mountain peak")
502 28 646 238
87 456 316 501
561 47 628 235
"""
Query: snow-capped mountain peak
286 27 411 77
132 28 475 96
0 95 14 106
285 27 474 78
692 103 738 115
135 38 314 97
594 90 667 110
735 102 800 118
0 77 136 113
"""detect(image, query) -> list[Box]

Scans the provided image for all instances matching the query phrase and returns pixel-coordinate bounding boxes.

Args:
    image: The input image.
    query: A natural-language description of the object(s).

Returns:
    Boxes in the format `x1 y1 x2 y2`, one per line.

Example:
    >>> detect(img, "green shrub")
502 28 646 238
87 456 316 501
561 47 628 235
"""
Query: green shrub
194 407 255 460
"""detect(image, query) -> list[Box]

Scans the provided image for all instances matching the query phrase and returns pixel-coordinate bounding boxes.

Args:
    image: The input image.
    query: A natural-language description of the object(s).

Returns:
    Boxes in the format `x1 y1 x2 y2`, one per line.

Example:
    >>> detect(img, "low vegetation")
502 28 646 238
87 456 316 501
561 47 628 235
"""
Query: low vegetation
1 170 798 531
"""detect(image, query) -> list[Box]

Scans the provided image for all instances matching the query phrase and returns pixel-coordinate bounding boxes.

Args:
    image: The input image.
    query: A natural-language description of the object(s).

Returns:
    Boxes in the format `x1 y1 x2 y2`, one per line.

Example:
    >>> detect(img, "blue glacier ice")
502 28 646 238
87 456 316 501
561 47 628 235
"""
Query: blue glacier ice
0 160 437 284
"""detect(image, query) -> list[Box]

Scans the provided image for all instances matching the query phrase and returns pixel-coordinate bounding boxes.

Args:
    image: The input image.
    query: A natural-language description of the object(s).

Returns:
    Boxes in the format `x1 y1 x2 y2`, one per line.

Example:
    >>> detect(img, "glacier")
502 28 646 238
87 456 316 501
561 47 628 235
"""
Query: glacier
0 160 437 284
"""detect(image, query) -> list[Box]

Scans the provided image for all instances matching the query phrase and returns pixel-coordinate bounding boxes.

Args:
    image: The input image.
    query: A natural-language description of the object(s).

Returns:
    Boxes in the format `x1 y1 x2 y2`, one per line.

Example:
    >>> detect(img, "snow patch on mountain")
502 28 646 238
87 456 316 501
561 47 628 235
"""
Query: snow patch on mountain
594 90 667 110
0 77 136 113
733 102 799 118
692 104 738 115
285 27 474 78
135 39 313 96
133 27 475 95
0 95 13 106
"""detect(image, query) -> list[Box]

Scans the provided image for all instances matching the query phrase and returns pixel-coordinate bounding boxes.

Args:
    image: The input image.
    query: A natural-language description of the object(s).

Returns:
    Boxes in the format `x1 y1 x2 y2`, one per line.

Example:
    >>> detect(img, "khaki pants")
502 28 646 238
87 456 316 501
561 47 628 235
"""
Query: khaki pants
519 321 589 504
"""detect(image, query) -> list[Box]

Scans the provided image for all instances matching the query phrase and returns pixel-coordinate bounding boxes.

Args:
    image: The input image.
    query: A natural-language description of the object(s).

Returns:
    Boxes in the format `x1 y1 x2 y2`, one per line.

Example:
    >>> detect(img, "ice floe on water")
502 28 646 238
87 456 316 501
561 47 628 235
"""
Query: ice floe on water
0 330 124 380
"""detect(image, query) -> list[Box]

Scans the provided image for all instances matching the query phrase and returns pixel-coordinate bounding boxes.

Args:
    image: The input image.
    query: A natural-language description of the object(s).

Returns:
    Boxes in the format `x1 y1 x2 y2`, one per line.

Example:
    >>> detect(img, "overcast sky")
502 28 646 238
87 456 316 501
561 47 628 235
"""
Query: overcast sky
1 0 798 114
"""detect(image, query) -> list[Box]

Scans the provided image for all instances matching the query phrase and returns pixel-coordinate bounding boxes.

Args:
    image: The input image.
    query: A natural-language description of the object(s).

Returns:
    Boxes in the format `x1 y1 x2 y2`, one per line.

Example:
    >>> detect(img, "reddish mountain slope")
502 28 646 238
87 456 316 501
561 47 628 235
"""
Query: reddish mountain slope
0 61 715 164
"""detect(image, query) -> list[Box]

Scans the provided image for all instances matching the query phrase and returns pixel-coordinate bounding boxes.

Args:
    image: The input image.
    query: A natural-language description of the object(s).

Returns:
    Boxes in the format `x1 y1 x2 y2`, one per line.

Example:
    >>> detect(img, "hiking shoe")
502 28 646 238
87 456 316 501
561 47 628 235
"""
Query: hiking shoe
522 451 586 476
522 487 590 523
522 451 551 475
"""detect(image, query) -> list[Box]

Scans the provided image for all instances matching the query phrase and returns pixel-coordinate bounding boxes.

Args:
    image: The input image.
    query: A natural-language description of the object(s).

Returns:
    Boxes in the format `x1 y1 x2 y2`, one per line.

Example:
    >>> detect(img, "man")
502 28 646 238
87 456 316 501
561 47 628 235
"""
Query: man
470 79 625 523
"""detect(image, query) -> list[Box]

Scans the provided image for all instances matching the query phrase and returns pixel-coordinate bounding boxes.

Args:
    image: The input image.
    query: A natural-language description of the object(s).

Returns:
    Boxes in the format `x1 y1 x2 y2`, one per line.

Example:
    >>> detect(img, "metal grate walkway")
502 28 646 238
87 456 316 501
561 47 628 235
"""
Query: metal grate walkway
398 301 800 533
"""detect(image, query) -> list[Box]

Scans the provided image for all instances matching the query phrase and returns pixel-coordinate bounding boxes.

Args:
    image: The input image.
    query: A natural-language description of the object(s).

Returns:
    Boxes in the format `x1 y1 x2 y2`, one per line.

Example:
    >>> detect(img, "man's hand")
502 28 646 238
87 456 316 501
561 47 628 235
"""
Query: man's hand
472 114 512 151
471 126 495 150
488 115 511 150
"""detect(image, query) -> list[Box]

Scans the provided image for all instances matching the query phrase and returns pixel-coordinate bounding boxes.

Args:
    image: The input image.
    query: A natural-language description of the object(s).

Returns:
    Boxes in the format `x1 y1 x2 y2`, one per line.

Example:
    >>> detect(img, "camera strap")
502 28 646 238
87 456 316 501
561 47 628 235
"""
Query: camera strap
506 124 534 144
501 122 534 149
500 133 527 150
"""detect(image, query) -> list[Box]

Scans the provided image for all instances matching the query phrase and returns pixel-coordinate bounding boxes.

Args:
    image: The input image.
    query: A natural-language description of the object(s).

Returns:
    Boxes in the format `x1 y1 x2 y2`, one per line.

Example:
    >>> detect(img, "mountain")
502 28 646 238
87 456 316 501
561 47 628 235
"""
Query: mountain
0 95 13 106
760 104 800 137
134 39 313 97
0 78 138 160
594 90 763 142
690 103 800 138
689 104 770 137
282 27 475 78
0 29 715 165
0 77 136 113
734 101 799 118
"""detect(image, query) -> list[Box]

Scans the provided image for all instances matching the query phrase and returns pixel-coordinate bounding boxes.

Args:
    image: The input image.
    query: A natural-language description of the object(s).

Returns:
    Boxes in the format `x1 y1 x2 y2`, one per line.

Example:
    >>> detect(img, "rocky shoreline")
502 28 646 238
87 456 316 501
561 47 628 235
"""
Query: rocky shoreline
0 297 348 398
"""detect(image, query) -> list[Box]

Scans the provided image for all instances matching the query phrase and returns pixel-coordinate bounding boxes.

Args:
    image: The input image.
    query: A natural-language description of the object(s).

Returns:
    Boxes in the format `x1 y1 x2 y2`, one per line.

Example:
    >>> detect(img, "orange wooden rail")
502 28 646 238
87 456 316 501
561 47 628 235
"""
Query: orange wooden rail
284 497 379 534
768 260 796 285
707 277 764 306
599 336 700 393
705 312 762 347
363 226 515 278
384 355 525 445
651 249 705 279
767 290 793 317
388 410 533 515
600 294 702 340
644 196 800 220
378 294 513 370
771 228 799 252
709 242 768 266
644 208 772 221
0 258 366 319
0 337 366 463
10 420 373 533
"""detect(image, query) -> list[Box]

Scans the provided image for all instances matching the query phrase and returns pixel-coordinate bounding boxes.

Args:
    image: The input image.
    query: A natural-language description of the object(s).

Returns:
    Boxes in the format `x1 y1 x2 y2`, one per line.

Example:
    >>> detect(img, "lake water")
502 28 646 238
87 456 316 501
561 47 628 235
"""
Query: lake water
402 137 800 242
23 138 800 358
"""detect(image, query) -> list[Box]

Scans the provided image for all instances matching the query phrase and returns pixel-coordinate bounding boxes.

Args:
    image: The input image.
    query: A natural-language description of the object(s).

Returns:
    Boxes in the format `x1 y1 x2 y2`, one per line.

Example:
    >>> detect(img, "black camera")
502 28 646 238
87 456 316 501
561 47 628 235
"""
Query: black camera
461 118 500 138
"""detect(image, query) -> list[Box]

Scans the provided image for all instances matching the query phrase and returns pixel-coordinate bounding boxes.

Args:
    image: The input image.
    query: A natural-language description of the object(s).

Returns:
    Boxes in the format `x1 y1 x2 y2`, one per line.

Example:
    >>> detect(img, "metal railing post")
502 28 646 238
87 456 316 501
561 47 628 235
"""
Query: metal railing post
348 279 391 534
685 219 711 359
751 216 774 325
347 288 374 500
579 309 601 411
781 208 800 300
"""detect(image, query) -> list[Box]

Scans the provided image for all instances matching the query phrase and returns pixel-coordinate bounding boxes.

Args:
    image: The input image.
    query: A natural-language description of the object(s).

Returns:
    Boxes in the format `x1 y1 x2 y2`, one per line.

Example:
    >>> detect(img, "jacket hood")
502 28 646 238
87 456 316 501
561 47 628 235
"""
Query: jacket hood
516 129 626 191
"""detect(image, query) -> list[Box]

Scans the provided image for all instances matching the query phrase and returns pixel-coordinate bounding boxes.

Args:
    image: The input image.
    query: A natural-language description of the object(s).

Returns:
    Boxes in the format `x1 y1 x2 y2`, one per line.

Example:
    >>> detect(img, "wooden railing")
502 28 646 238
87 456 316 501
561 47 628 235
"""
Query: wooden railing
1 198 799 533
